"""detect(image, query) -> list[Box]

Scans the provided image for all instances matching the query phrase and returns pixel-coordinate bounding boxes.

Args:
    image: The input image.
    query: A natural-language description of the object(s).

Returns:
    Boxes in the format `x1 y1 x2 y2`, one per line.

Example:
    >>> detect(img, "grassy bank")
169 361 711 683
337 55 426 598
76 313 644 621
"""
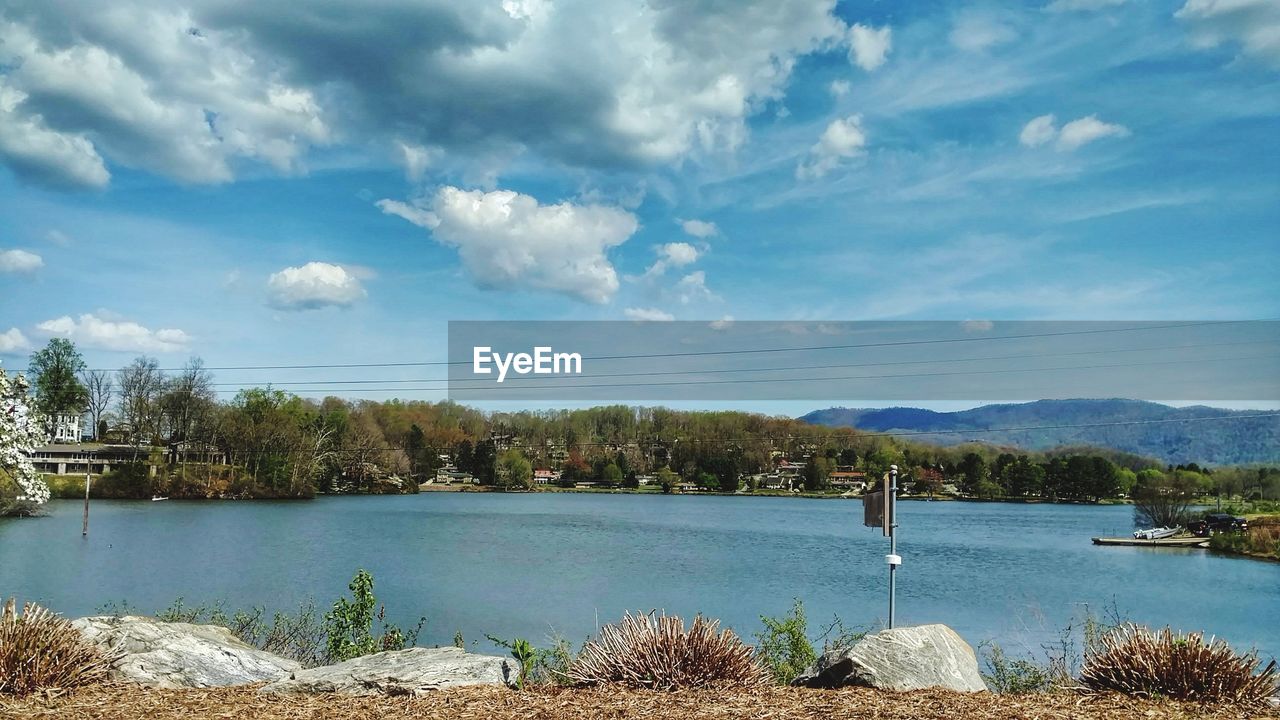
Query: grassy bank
1209 515 1280 561
3 684 1273 720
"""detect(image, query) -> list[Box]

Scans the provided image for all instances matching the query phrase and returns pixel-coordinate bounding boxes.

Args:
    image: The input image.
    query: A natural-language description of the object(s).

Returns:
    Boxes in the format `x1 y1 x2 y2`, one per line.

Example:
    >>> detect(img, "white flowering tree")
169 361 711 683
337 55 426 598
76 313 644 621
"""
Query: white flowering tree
1 366 51 514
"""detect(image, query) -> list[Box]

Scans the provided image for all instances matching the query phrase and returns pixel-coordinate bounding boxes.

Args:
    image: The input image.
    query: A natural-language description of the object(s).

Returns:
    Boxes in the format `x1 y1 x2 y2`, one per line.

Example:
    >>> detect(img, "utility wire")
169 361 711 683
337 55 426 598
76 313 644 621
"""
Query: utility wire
86 320 1270 373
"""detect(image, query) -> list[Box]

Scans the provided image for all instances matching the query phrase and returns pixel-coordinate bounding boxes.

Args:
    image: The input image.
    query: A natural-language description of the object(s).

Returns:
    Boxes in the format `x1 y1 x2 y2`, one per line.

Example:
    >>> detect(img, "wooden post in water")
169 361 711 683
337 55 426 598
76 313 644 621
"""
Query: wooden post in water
81 470 91 537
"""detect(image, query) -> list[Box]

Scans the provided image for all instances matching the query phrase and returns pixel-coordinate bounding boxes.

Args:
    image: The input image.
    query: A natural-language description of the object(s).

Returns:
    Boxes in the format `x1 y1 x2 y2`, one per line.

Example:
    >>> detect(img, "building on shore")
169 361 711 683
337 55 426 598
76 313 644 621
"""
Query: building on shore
30 443 158 476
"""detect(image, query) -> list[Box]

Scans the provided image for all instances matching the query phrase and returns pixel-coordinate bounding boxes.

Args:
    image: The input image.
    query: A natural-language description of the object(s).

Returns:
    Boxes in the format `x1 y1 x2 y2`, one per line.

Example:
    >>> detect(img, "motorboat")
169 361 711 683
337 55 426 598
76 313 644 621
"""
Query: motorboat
1132 526 1177 540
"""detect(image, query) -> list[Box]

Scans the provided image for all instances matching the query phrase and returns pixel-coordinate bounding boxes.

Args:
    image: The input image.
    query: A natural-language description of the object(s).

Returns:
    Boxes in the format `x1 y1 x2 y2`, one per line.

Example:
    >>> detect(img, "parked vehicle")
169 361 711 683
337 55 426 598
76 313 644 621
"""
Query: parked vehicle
1188 513 1248 537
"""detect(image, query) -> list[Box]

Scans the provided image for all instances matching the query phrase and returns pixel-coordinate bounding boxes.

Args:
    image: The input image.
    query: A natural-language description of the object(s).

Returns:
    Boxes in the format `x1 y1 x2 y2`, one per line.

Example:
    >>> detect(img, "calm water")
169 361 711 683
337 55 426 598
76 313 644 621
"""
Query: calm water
2 494 1276 660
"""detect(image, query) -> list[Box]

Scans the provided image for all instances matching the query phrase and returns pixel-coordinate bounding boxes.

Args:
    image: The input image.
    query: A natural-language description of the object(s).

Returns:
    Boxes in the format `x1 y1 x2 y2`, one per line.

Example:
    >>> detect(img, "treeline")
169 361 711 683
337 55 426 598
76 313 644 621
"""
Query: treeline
20 339 1280 502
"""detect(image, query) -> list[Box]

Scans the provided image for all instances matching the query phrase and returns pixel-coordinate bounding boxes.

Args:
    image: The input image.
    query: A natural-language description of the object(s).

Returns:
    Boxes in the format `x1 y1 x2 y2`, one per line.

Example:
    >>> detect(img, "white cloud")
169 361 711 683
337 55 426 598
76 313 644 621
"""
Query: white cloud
1019 114 1058 147
380 186 638 304
624 307 675 321
674 270 713 304
0 1 850 186
0 84 109 189
1057 115 1130 150
643 241 702 279
0 248 43 273
950 16 1017 52
848 24 892 71
0 327 30 353
267 262 368 310
797 114 867 180
36 312 190 352
1019 114 1130 150
709 316 734 330
680 219 719 238
44 230 71 246
1175 0 1280 68
1045 0 1127 11
398 142 439 182
828 79 851 97
0 9 329 188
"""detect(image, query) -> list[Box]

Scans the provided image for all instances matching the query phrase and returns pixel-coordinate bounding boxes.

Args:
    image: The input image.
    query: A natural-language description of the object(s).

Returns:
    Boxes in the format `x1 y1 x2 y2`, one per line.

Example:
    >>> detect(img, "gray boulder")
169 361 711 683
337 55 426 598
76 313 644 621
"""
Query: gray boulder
793 623 986 692
72 615 300 689
261 647 517 696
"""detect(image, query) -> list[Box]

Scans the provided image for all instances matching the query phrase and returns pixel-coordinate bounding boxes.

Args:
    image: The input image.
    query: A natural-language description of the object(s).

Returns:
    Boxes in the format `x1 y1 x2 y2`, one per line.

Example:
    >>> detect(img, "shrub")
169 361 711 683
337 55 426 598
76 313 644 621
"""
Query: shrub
981 643 1055 694
1080 624 1278 705
0 598 116 695
568 611 769 690
755 599 816 685
323 569 424 662
155 598 328 667
487 634 577 688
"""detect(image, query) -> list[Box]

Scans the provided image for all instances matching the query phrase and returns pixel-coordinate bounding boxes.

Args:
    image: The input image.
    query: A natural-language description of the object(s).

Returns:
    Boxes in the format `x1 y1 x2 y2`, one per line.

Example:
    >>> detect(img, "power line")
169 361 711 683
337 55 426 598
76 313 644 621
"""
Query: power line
202 352 1277 393
85 320 1268 373
201 339 1278 388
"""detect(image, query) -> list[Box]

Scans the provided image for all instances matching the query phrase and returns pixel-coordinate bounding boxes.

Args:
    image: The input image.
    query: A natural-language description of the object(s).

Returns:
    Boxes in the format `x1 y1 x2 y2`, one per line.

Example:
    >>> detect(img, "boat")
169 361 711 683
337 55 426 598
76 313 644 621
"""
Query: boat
151 496 169 502
1132 526 1178 540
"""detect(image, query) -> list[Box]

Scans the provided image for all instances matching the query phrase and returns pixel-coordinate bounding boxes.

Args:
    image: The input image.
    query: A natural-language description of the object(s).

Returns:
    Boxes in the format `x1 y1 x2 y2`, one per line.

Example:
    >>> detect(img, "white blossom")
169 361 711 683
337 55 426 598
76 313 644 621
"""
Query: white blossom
1 366 51 509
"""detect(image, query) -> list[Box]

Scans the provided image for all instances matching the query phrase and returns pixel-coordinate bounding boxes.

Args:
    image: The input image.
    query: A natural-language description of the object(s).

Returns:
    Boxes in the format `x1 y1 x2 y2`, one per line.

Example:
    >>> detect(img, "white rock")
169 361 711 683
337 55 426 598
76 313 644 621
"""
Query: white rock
794 623 987 692
73 615 300 689
261 647 517 695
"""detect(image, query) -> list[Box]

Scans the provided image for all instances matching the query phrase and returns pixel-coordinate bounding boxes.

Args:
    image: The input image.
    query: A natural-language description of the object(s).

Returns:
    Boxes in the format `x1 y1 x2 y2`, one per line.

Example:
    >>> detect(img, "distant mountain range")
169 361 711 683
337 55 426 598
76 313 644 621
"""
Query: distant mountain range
800 399 1280 466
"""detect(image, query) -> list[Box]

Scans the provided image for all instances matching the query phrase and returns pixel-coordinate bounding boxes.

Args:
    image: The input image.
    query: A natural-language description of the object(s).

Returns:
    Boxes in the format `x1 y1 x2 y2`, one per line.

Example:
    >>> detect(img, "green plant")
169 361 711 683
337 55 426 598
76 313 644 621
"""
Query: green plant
569 611 769 690
486 634 578 688
1080 624 1278 705
487 635 536 688
981 642 1055 694
453 631 465 649
323 569 424 663
155 597 328 667
0 598 117 695
755 599 817 684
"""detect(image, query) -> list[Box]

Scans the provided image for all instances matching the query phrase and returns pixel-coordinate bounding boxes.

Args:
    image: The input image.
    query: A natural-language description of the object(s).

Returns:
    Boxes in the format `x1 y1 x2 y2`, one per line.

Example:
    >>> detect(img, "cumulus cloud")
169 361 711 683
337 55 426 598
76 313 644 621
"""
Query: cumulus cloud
0 248 43 273
641 241 702 280
0 1 849 187
379 186 637 304
674 270 713 304
680 219 719 238
0 6 329 188
1175 0 1280 68
1057 115 1130 150
624 307 675 321
0 327 30 353
1019 114 1130 150
848 24 892 71
1019 114 1058 147
797 114 867 180
267 262 368 310
36 312 189 352
828 79 851 97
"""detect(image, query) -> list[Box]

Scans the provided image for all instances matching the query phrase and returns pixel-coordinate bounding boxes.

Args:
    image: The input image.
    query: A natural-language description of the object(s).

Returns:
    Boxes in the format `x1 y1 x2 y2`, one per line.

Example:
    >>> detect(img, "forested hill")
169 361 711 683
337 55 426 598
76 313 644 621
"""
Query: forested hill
800 399 1280 466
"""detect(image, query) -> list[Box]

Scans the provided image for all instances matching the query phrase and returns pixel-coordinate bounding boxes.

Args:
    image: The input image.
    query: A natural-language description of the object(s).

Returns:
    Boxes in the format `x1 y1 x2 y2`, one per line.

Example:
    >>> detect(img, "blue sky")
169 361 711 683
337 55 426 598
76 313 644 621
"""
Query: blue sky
0 0 1277 412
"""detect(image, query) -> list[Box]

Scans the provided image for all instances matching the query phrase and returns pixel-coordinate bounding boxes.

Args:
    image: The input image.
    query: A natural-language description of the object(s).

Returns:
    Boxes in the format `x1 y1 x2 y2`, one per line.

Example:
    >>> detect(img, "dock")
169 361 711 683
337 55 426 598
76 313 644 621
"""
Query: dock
1091 536 1209 548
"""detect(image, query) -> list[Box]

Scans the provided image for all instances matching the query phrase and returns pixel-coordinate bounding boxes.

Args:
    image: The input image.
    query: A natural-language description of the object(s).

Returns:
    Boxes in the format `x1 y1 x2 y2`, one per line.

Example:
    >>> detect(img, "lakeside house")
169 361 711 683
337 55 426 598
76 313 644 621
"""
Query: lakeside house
31 443 159 476
829 469 868 492
533 468 559 485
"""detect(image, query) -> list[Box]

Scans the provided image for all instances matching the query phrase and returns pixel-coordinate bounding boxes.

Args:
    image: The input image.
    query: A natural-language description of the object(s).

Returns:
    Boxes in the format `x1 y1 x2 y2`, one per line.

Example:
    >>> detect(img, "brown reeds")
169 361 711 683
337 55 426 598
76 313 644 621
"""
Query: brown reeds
567 611 770 690
0 599 116 696
1080 624 1278 705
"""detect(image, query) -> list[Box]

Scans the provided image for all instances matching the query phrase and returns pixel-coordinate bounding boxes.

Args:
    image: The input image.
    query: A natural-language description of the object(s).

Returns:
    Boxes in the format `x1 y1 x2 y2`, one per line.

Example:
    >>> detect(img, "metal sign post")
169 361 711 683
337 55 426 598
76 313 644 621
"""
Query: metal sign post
862 464 902 629
886 464 900 628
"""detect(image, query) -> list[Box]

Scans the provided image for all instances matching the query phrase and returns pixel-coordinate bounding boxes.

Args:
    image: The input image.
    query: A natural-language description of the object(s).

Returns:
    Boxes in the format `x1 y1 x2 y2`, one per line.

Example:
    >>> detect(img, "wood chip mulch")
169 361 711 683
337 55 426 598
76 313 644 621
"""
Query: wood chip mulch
2 684 1277 720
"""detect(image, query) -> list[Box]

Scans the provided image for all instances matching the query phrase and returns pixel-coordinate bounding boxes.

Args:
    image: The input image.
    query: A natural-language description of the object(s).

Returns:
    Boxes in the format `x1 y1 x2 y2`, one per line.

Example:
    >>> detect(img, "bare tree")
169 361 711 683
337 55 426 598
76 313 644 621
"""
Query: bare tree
81 369 114 441
1133 472 1199 528
162 357 215 443
118 356 166 455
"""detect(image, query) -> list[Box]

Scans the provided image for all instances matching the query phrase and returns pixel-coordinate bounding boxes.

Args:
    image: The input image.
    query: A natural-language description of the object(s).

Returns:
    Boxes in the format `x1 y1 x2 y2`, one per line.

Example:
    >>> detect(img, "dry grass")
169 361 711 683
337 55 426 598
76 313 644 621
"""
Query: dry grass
567 611 770 690
3 683 1277 720
0 599 116 696
1081 624 1278 705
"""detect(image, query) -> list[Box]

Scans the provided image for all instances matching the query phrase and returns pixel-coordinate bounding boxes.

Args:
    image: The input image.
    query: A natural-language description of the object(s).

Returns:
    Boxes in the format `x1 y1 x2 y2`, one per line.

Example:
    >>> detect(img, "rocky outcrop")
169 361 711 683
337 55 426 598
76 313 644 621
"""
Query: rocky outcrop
793 624 986 692
261 647 517 695
72 615 300 689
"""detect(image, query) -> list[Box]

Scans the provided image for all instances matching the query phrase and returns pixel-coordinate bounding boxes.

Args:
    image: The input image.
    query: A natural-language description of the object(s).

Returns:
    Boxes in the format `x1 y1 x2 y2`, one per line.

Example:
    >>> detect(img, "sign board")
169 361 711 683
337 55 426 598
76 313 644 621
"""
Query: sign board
863 490 883 528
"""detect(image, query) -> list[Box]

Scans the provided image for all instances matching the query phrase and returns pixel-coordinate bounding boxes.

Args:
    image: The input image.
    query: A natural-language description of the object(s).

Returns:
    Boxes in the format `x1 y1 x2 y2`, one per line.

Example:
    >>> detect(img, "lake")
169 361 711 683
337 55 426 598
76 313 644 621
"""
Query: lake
1 494 1276 662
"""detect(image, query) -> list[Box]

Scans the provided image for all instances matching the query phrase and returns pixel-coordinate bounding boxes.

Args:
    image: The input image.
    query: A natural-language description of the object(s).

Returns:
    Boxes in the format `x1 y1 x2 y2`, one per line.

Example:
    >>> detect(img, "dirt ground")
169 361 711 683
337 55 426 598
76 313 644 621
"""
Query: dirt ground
3 684 1277 720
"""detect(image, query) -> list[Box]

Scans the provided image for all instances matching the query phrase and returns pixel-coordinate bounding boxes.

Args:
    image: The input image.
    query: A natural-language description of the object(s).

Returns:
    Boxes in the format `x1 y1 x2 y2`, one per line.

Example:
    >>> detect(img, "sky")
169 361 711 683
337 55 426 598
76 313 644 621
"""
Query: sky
0 0 1277 414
